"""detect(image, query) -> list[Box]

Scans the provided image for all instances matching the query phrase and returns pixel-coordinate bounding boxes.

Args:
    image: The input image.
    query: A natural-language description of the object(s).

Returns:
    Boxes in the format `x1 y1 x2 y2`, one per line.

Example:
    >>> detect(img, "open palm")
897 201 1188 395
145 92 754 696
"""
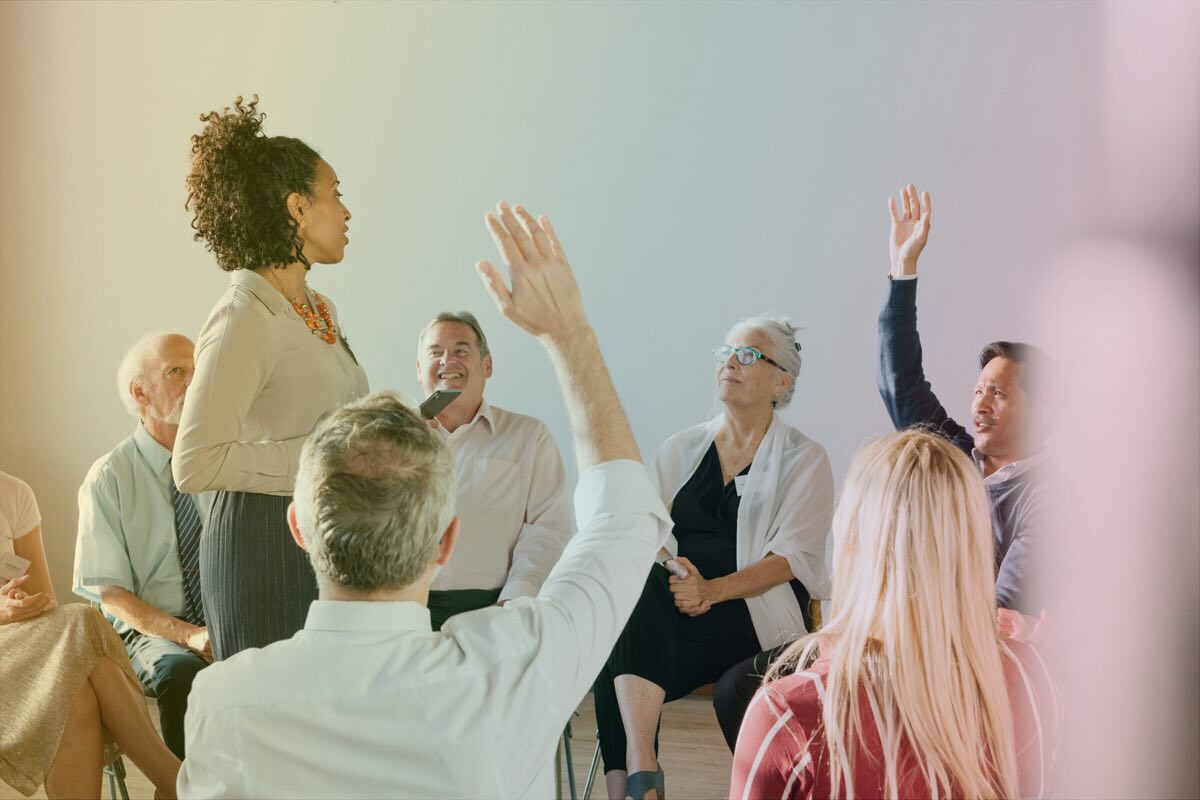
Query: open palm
888 183 932 276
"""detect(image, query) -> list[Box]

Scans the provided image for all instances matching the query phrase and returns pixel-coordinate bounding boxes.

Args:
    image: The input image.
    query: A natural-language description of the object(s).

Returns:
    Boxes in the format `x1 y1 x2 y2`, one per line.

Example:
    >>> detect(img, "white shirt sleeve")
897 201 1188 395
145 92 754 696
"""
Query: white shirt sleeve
0 471 41 540
765 445 835 599
499 424 572 602
518 459 671 707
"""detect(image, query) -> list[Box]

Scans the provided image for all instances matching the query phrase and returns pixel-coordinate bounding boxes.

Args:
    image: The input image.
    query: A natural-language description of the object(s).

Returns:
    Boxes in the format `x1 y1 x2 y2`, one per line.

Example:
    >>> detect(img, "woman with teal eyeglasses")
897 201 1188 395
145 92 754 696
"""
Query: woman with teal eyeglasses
592 315 834 800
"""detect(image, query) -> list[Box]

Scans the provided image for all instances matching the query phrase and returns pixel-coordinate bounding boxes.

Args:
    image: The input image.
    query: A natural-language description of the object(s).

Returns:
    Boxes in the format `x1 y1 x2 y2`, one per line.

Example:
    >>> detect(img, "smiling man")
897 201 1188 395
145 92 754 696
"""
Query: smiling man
877 185 1056 615
415 311 571 629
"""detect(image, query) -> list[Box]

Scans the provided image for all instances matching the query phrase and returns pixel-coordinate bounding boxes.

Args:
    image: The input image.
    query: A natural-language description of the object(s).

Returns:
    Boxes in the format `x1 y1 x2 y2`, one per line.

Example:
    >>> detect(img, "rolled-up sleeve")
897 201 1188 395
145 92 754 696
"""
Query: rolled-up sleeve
767 446 835 599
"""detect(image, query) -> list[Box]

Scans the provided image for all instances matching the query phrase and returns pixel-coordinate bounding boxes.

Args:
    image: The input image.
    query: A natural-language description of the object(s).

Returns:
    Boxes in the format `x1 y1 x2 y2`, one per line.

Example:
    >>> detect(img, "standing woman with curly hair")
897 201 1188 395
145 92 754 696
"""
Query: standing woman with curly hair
173 96 368 660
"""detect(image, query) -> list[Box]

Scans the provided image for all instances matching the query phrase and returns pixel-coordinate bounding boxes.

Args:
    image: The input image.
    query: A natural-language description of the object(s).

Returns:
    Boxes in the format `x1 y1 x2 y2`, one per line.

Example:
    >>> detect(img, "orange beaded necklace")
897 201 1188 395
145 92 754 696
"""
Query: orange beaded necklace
263 270 339 345
292 296 338 345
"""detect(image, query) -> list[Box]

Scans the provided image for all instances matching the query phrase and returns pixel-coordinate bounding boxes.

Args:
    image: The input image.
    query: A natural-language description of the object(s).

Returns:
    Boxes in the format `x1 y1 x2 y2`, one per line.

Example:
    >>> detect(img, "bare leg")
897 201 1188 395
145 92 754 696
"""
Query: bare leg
614 674 666 800
88 656 181 798
44 680 103 800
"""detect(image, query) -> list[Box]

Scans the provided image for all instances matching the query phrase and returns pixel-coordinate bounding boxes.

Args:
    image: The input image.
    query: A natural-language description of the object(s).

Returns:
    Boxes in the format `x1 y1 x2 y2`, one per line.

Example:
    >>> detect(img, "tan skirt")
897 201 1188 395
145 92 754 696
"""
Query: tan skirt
0 603 140 796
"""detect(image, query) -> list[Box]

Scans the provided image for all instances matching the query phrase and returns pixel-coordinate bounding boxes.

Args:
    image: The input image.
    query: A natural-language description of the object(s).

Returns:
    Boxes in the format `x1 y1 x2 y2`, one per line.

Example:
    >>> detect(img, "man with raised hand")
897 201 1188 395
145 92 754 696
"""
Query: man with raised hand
177 202 671 799
879 183 1055 625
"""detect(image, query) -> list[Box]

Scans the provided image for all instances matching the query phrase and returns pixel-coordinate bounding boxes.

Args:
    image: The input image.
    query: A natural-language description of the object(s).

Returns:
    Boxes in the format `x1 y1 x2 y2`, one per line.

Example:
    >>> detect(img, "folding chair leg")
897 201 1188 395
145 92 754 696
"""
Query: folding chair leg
562 725 578 800
104 757 130 800
582 738 601 800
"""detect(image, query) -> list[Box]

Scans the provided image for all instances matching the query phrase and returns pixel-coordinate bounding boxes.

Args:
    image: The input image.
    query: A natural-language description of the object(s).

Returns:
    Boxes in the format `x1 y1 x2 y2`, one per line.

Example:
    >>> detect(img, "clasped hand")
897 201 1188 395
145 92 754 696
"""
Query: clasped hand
0 574 51 625
668 556 715 617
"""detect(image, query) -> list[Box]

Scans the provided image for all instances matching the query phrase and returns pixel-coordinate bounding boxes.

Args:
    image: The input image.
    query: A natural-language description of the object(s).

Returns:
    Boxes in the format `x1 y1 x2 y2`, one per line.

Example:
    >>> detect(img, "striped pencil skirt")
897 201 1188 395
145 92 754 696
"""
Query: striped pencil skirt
200 491 318 661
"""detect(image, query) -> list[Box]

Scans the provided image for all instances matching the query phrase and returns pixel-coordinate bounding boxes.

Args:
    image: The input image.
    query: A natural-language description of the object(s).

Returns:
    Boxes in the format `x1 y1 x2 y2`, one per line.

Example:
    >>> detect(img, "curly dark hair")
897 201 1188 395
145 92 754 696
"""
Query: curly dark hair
186 96 322 271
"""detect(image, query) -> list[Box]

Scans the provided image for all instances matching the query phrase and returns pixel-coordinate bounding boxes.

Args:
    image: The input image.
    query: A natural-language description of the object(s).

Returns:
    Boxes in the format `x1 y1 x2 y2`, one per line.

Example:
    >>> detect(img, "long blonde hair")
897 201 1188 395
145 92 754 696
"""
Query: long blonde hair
766 430 1019 799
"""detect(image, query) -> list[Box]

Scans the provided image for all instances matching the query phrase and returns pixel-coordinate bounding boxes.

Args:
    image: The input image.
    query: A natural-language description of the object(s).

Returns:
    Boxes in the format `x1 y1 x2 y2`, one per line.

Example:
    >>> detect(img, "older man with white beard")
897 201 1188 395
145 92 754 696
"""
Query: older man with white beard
73 331 213 758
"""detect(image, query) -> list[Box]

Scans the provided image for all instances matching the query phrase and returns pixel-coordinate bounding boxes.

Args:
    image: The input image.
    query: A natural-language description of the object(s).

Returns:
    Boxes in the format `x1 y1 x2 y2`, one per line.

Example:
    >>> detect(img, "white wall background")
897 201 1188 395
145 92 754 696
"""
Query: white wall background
1 1 1105 603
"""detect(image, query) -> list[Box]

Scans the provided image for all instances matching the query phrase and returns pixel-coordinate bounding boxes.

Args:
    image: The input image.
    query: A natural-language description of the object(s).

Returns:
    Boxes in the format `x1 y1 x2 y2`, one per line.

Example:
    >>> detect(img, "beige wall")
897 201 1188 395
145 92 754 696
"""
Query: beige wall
1 1 1105 602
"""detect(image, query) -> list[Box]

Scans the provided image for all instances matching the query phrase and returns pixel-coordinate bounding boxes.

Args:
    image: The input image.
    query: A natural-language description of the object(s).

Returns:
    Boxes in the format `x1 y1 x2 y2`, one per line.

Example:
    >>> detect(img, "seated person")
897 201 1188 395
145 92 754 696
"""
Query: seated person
877 184 1056 617
177 202 672 798
414 310 571 629
730 430 1059 799
713 184 1058 749
593 315 834 800
0 470 180 799
73 331 213 758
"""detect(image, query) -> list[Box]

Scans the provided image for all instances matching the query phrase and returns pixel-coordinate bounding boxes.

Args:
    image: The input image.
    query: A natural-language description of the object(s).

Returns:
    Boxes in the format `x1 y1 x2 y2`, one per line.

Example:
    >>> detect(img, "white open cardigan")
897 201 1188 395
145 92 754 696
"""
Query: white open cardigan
649 414 834 649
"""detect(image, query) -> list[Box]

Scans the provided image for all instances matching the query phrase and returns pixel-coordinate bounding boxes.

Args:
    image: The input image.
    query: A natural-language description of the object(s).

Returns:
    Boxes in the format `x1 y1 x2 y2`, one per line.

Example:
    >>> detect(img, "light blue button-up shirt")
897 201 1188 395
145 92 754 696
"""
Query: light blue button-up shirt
73 424 213 635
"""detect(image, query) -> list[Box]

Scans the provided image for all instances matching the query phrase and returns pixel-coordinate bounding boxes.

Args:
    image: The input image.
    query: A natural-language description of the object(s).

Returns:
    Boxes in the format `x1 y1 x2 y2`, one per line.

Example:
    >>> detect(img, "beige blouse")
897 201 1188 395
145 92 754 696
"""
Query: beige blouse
173 269 369 496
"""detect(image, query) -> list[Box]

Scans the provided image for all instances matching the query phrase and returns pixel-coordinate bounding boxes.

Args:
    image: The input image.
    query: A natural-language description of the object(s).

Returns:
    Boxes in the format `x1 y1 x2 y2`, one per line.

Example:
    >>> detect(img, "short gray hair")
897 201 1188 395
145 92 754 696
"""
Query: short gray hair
417 311 490 358
292 391 457 592
115 330 171 418
728 315 803 408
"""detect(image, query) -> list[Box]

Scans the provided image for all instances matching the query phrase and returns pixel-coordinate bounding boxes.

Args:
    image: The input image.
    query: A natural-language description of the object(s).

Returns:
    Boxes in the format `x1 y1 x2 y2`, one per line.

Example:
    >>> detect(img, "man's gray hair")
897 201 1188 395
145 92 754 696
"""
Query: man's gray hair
417 311 490 358
115 330 171 418
728 315 803 408
292 391 457 592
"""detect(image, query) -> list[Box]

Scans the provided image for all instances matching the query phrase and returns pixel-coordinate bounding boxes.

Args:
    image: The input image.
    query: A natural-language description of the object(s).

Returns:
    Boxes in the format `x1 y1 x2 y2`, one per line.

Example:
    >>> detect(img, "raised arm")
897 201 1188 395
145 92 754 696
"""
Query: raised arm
477 203 639 469
877 184 972 451
475 202 670 714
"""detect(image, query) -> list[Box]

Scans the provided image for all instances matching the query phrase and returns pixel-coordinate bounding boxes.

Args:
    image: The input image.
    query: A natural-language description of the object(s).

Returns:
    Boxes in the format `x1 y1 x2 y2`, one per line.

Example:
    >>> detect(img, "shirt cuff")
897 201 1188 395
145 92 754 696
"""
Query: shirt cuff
573 460 672 532
890 273 918 281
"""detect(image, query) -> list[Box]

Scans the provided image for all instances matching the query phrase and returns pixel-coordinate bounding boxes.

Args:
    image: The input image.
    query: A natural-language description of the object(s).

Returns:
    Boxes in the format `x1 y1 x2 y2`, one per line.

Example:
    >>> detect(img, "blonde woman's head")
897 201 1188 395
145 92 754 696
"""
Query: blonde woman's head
766 429 1018 800
829 428 998 650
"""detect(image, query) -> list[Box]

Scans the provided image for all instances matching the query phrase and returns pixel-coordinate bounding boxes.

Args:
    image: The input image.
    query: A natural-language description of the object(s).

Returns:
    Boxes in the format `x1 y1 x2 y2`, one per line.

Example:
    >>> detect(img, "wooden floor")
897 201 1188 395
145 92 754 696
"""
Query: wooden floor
2 695 733 800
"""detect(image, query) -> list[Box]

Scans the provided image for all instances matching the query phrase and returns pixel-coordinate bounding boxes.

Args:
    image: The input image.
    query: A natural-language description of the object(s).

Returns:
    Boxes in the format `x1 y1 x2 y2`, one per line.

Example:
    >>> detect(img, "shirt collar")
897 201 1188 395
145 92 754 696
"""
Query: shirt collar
972 449 1046 485
132 423 173 479
439 399 495 439
303 599 432 633
230 268 302 320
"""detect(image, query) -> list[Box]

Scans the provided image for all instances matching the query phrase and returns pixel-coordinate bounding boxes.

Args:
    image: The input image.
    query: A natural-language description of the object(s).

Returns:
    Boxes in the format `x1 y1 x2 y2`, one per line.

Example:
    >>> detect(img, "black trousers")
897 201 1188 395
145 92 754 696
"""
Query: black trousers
711 641 796 752
123 631 207 759
201 491 318 661
592 565 761 772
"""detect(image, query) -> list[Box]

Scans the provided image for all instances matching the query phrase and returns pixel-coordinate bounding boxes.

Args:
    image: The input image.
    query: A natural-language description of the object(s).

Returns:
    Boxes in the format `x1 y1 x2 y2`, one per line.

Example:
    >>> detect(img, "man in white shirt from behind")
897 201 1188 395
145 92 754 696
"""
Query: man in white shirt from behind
177 202 672 799
415 310 571 630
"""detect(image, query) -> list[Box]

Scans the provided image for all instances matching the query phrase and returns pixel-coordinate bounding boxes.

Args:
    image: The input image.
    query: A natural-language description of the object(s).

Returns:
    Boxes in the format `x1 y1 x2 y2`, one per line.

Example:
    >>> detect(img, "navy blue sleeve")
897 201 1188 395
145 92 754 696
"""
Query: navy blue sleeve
876 278 973 453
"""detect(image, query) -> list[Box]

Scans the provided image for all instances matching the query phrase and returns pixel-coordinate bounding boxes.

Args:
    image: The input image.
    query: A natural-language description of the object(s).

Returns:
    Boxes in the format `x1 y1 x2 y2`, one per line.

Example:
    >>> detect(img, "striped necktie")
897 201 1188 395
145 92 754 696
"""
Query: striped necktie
168 466 205 627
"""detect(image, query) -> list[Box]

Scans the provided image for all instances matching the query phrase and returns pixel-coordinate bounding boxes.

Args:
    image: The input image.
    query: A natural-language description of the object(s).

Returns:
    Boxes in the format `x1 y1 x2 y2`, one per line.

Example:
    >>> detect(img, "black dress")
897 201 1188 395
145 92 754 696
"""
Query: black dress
592 443 778 773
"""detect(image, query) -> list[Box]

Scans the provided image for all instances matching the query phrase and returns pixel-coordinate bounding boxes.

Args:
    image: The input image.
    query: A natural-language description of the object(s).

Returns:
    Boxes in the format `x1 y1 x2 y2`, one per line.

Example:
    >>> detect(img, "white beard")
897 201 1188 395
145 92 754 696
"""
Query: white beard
149 396 185 426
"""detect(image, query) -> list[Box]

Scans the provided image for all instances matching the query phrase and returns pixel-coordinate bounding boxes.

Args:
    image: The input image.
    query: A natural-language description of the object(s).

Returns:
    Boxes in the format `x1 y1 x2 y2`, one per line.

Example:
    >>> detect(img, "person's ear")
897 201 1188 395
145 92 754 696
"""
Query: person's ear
774 371 793 402
130 380 152 410
287 502 307 552
434 517 460 566
482 354 493 380
286 192 307 227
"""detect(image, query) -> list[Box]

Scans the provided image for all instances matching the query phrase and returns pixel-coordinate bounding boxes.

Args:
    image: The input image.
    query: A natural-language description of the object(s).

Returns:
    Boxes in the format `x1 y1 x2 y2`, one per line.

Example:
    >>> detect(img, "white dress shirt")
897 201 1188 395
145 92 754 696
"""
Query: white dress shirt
177 459 671 800
431 401 571 602
651 414 834 649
